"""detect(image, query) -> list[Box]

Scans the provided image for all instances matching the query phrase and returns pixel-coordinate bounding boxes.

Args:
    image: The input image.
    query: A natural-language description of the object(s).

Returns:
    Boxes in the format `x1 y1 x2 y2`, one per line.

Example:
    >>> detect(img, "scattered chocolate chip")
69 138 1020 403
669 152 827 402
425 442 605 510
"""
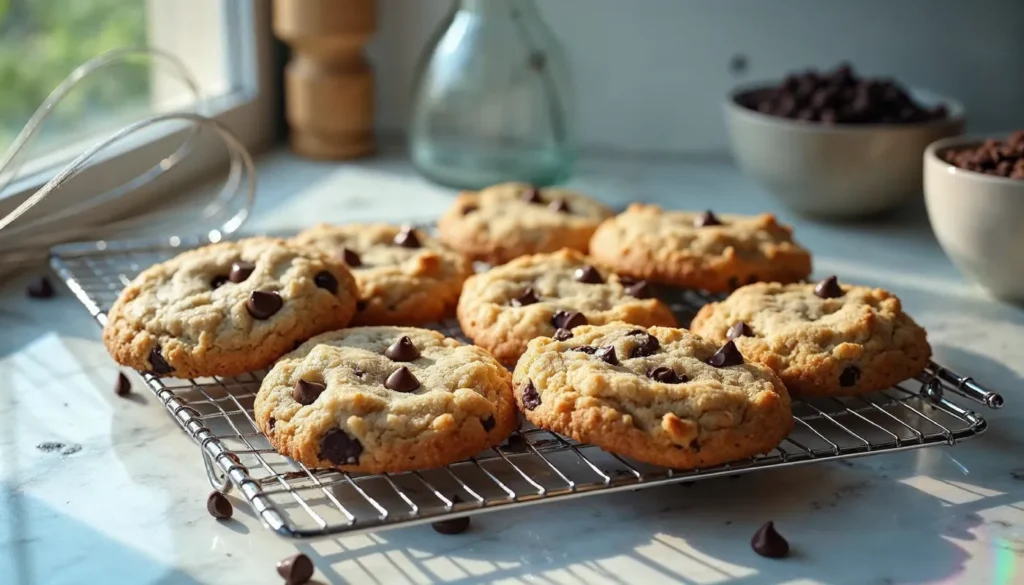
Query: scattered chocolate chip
522 380 541 410
504 433 528 452
229 261 255 283
385 336 421 362
319 428 363 465
432 515 471 535
276 553 315 585
814 275 843 299
630 333 660 358
751 521 790 558
553 328 573 341
618 275 639 286
268 417 276 432
246 290 283 319
727 321 754 340
574 265 604 284
694 210 722 227
314 270 339 294
707 340 744 367
206 491 233 520
647 366 687 384
293 379 326 405
115 372 132 397
462 204 478 215
569 345 598 354
385 366 420 392
149 347 173 375
393 226 422 248
625 280 653 299
342 248 362 267
511 287 540 307
595 346 620 366
210 275 228 289
728 276 741 290
521 186 543 204
689 439 701 452
352 368 366 379
481 416 496 431
26 276 55 299
551 310 587 330
549 198 570 213
356 300 368 312
839 365 861 388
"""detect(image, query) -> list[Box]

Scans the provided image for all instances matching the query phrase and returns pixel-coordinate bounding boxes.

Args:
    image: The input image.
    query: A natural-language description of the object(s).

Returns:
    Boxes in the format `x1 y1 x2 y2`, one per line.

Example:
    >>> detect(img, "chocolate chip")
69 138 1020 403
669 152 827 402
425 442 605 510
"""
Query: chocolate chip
595 346 620 366
482 416 496 431
342 248 362 267
115 372 132 397
727 321 754 340
246 290 283 319
521 186 543 203
690 439 701 452
268 417 276 432
694 210 722 227
549 198 570 213
647 366 687 384
839 365 861 388
385 366 420 392
504 433 528 453
522 380 541 410
293 379 326 405
276 553 315 585
553 328 573 341
570 345 598 354
574 265 604 284
728 276 740 290
630 333 660 358
625 280 653 299
432 515 471 535
314 270 339 294
618 275 639 286
751 521 790 558
26 276 54 299
551 310 587 330
462 204 478 215
385 336 421 362
228 261 254 283
356 300 368 311
206 491 233 520
319 429 363 465
149 347 173 375
747 274 759 284
814 275 843 299
707 340 743 367
210 275 228 289
511 287 540 307
393 226 422 248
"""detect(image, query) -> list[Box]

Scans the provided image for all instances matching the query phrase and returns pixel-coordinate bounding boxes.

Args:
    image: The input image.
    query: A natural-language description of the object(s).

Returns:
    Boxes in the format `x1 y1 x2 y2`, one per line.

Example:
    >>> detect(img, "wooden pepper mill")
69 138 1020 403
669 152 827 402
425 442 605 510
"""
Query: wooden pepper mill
272 0 376 159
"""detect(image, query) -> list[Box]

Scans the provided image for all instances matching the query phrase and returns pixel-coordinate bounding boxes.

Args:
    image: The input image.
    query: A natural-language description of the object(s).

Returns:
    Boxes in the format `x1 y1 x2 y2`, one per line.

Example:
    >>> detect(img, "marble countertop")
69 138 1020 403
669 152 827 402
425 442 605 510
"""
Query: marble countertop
2 149 1023 585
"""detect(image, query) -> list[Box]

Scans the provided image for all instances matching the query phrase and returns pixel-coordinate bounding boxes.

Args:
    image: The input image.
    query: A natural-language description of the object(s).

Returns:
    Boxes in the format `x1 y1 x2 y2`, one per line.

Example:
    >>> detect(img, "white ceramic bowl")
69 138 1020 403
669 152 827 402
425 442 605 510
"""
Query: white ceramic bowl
924 136 1024 302
724 87 965 219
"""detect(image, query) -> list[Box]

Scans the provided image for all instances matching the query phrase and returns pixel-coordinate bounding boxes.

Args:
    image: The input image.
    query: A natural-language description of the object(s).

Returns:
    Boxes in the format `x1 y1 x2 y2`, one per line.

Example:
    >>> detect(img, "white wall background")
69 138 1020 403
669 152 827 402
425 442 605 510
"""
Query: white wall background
368 0 1024 155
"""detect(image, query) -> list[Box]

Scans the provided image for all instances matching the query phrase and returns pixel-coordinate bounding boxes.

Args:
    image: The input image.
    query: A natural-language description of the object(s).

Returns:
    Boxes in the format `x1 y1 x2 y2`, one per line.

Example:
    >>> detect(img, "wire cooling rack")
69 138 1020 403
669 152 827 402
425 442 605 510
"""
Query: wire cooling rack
50 234 1003 541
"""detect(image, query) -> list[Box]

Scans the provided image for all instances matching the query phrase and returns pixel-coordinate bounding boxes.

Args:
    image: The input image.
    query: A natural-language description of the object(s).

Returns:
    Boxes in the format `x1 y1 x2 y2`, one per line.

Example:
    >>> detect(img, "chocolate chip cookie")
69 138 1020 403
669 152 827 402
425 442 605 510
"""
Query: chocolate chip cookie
512 322 793 469
437 182 614 265
589 204 812 292
689 277 932 396
457 248 678 365
293 223 471 326
254 327 517 473
103 237 358 378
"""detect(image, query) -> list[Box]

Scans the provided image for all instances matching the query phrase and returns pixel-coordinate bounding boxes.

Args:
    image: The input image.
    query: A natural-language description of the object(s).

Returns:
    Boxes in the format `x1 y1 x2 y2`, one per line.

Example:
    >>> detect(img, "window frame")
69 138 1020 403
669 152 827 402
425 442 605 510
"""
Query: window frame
0 0 278 228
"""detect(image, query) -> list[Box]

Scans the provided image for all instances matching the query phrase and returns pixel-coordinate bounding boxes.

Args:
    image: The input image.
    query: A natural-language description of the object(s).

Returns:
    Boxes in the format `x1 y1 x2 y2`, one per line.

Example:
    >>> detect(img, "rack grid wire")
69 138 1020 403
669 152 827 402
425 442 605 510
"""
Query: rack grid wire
50 234 999 541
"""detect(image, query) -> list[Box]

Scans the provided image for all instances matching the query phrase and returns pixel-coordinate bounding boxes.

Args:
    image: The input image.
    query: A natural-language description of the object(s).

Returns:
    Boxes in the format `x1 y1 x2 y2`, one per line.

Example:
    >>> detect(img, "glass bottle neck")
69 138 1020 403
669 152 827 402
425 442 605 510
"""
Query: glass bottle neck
458 0 541 19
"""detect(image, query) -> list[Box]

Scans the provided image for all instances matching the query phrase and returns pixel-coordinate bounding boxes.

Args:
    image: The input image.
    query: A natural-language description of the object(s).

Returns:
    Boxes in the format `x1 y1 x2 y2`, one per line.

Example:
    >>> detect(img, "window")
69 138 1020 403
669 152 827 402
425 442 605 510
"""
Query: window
0 0 276 247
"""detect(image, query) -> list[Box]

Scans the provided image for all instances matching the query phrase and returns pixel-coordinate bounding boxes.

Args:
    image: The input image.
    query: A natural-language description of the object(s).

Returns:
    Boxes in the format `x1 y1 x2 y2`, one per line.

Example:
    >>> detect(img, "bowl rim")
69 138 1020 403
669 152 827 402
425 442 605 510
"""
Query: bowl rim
725 83 966 133
925 134 1024 188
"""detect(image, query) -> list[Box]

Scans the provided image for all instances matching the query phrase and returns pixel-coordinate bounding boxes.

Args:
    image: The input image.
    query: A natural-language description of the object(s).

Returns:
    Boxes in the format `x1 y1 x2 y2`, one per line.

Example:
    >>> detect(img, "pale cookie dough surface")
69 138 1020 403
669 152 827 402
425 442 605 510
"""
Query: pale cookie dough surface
437 181 614 265
457 248 678 366
293 223 471 326
589 203 812 292
690 280 932 396
512 322 793 469
103 237 358 378
254 327 517 473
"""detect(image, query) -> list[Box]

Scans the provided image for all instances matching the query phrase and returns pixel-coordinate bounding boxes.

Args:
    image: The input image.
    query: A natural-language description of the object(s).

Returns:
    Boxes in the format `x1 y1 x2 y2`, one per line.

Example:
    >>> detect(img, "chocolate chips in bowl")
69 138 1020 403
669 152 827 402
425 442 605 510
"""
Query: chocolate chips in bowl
724 62 964 219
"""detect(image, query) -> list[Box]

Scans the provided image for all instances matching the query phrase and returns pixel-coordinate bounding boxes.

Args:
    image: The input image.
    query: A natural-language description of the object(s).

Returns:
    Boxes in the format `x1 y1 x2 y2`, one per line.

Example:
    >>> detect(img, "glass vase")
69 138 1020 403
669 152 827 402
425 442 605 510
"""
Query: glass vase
408 0 576 190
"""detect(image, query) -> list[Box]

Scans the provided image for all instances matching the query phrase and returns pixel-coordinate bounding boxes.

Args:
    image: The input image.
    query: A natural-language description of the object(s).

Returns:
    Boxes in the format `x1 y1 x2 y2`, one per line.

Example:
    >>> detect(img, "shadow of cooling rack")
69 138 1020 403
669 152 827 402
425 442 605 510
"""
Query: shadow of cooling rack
49 233 1001 540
